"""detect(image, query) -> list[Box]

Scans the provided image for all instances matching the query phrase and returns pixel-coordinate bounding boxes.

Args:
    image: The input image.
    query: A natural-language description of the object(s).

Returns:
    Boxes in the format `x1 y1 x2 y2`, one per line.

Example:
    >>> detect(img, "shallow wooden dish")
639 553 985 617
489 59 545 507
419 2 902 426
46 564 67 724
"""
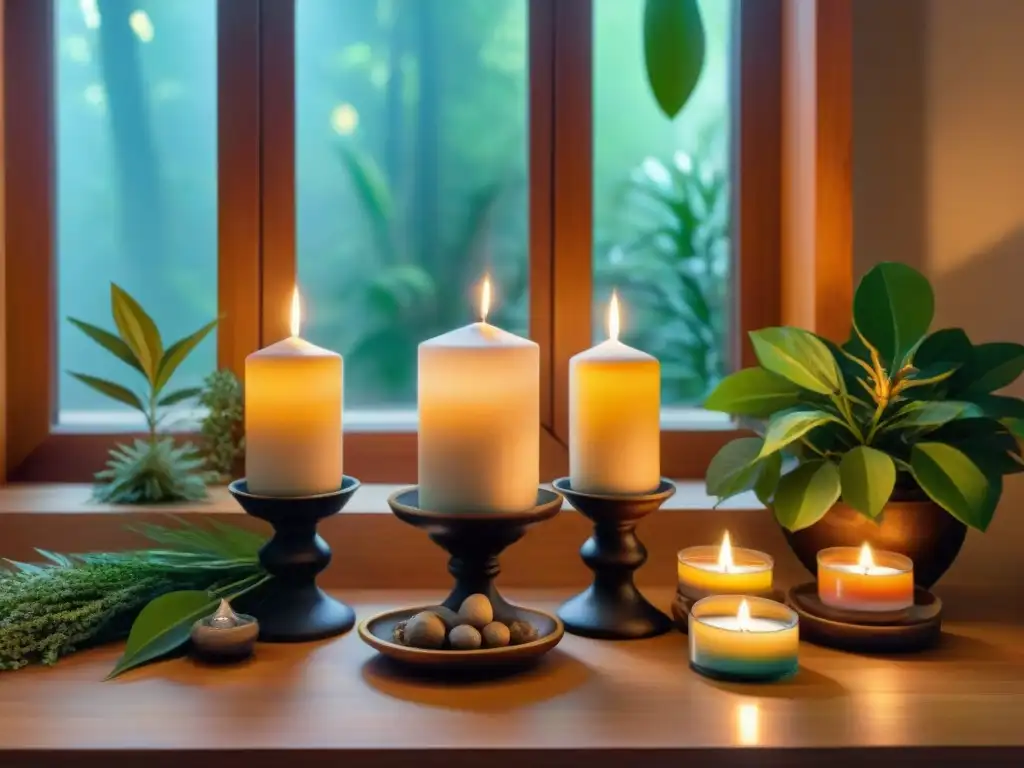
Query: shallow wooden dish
359 605 564 670
788 582 942 653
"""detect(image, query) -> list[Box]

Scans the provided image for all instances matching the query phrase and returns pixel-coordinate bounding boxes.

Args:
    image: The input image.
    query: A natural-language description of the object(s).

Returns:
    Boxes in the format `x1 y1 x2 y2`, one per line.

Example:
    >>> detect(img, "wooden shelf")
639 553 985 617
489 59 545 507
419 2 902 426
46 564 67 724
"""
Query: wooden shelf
1 589 1022 767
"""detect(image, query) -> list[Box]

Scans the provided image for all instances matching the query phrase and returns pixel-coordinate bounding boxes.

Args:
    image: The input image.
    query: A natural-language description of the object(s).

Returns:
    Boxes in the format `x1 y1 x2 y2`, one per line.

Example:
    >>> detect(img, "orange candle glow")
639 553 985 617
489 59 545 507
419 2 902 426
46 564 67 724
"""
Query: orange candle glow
817 543 914 612
677 532 774 596
569 292 660 494
245 287 344 496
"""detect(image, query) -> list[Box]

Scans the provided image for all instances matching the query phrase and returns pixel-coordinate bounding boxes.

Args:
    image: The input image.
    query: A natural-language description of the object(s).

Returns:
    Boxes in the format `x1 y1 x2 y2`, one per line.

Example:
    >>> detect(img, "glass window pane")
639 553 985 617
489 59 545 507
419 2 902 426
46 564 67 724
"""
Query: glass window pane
56 0 218 423
593 0 733 408
296 0 529 409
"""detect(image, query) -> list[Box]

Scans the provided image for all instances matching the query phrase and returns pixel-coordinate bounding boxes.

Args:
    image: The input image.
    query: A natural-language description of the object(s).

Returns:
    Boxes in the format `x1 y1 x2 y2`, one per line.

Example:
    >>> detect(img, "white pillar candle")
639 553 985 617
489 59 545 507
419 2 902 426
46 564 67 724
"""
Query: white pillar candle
569 293 660 494
418 278 539 513
245 289 343 497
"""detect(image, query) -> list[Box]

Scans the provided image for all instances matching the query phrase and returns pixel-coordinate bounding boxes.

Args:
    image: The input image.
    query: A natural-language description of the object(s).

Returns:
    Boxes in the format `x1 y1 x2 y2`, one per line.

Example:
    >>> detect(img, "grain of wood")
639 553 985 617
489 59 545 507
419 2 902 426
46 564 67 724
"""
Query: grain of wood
0 588 1019 767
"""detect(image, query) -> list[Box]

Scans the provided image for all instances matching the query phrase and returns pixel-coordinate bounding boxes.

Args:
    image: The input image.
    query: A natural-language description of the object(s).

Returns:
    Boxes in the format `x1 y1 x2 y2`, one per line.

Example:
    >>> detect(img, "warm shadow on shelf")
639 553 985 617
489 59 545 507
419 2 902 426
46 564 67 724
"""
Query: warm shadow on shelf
360 648 591 711
694 666 848 700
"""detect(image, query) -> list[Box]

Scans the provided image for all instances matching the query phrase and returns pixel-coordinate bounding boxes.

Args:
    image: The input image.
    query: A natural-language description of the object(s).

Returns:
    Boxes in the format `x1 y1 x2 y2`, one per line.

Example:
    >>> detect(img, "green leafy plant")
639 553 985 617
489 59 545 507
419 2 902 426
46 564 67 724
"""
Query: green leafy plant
68 283 218 502
335 143 525 402
704 262 1024 533
198 370 245 482
597 150 729 402
643 0 706 119
0 518 267 678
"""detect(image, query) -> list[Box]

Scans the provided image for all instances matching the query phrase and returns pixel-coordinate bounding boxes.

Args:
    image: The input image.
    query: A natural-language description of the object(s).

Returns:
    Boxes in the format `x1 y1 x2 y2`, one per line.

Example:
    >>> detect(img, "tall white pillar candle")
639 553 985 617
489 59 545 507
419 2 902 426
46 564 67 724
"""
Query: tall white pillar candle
570 293 660 494
245 289 343 496
418 278 539 513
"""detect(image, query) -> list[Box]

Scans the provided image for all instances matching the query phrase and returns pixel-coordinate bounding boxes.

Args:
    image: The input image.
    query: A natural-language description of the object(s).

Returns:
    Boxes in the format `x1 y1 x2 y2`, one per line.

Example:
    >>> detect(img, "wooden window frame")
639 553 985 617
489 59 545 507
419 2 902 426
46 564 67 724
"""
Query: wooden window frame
2 0 851 485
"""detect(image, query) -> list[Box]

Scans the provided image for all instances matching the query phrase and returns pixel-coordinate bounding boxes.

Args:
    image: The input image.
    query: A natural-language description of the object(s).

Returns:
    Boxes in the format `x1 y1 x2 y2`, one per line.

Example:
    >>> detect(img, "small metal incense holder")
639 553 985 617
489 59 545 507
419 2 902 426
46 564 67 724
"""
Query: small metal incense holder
553 477 676 640
190 599 259 662
229 476 360 642
387 486 562 621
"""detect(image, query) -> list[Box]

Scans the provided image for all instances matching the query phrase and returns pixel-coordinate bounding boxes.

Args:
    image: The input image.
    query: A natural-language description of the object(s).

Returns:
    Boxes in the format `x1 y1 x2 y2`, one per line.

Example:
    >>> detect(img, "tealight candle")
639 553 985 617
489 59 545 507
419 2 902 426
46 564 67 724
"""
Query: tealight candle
818 543 914 612
689 595 799 682
677 532 773 598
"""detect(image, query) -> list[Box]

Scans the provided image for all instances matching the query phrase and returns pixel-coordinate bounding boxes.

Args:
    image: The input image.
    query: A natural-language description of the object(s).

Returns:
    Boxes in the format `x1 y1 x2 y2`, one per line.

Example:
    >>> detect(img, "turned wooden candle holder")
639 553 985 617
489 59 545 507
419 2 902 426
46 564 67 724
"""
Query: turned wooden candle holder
553 477 676 640
228 476 360 642
387 487 563 622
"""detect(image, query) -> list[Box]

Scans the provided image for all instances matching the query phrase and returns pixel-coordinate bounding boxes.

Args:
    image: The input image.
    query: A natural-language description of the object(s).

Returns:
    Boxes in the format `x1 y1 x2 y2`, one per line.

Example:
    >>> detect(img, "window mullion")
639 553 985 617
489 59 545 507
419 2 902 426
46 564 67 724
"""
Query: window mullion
259 0 296 345
528 0 554 432
549 0 593 446
218 0 263 376
4 0 54 477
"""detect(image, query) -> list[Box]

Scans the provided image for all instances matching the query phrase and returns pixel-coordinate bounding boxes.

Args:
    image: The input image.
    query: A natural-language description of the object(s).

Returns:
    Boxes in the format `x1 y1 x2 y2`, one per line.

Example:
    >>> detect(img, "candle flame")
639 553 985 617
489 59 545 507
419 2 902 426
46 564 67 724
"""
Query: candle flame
737 599 751 631
290 287 302 338
718 531 735 573
480 275 492 324
859 542 875 573
608 291 621 342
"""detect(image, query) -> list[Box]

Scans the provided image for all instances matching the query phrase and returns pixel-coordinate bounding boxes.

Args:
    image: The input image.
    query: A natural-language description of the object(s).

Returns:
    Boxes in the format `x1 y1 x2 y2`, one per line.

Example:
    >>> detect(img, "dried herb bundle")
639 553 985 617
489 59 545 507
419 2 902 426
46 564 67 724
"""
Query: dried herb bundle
0 519 267 677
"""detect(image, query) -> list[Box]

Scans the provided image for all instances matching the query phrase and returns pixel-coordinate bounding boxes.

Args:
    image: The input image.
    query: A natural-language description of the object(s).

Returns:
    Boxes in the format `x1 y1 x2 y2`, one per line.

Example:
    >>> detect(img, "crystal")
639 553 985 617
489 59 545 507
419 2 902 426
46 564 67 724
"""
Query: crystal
208 599 240 629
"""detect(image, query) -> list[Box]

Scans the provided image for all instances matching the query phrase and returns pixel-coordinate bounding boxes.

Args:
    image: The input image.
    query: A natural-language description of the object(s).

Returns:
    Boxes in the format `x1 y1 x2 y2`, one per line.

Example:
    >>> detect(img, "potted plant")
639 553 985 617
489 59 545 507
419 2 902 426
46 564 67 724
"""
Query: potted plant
703 262 1024 586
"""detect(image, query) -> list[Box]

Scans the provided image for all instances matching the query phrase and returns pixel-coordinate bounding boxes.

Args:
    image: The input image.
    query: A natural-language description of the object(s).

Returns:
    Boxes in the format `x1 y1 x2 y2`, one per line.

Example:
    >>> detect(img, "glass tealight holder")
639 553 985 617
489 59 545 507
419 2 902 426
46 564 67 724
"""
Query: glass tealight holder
817 546 914 613
689 594 799 682
677 545 773 598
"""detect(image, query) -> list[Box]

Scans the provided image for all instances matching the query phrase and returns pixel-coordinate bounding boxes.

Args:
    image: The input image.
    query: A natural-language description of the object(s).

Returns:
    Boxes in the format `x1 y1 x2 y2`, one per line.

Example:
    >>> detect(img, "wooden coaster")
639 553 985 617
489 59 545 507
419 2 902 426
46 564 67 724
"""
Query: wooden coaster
787 582 942 653
671 588 787 634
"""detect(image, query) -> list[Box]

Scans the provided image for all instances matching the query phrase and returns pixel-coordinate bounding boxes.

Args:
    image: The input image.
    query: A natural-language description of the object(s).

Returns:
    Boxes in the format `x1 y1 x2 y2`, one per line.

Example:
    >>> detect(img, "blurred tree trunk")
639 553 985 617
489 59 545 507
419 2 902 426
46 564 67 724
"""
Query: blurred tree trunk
412 0 440 289
97 0 165 282
384 4 406 263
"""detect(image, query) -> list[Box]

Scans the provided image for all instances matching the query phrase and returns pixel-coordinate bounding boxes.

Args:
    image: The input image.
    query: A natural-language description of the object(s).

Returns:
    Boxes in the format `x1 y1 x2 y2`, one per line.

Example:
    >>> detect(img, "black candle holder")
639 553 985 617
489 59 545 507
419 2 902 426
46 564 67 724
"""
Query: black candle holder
553 477 676 640
387 487 562 621
228 476 360 643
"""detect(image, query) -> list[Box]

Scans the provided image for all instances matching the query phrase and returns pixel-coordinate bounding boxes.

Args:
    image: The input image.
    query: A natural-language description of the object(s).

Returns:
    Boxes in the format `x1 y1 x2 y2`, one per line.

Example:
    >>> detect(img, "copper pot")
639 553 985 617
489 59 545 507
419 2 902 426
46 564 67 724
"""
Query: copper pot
780 500 967 588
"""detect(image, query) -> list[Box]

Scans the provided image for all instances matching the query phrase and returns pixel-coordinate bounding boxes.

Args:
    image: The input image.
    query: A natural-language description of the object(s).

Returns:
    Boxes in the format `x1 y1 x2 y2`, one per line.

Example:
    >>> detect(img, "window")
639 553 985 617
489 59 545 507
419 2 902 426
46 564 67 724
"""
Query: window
5 0 786 483
56 0 218 425
592 0 732 410
295 0 529 409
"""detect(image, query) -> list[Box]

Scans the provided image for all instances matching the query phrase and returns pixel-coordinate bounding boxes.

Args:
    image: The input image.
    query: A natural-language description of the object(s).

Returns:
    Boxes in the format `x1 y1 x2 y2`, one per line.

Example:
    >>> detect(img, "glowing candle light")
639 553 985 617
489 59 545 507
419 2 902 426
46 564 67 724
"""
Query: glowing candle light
677 532 774 597
418 276 539 513
689 595 800 682
817 543 915 612
569 291 660 494
245 287 344 496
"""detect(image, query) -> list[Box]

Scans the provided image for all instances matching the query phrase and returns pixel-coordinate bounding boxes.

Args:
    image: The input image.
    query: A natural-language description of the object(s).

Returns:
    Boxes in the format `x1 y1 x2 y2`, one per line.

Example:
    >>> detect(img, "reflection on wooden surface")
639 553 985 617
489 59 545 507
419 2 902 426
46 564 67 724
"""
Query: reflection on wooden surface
0 589 1021 762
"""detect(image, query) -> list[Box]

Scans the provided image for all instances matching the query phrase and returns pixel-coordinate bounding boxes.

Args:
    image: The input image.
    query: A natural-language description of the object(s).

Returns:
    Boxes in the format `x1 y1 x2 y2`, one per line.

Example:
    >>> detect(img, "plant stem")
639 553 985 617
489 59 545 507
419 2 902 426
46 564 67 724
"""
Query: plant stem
831 394 865 443
800 437 827 458
147 388 158 444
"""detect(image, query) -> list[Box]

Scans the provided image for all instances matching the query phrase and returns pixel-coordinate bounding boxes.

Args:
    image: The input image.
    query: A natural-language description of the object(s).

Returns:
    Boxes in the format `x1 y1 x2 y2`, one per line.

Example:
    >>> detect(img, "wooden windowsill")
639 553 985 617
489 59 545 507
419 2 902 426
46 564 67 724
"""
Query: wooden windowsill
2 588 1021 766
0 480 760 516
0 482 791 591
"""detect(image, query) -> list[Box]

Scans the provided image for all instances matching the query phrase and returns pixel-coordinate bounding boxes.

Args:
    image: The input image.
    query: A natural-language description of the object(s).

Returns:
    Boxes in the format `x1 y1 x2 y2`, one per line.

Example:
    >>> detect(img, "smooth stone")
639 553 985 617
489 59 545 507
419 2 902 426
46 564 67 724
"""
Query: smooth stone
404 611 446 649
458 594 494 630
425 605 462 631
508 620 538 645
449 624 483 650
481 621 511 648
